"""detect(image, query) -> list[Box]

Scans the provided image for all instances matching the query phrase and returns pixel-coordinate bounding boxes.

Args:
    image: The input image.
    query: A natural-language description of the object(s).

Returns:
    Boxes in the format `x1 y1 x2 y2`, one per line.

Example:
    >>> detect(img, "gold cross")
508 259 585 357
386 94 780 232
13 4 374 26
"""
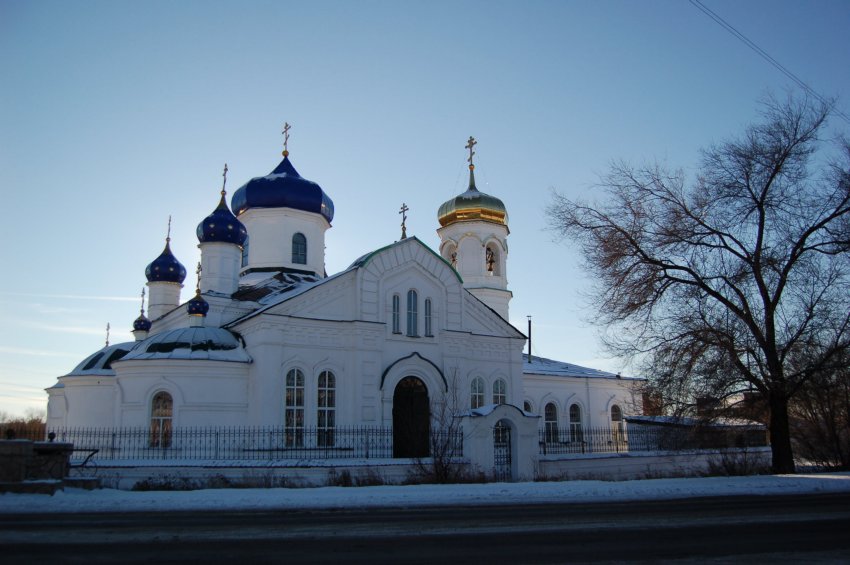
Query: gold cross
399 203 409 240
140 288 146 315
465 136 477 168
282 122 291 157
196 262 203 292
166 215 172 243
105 323 110 347
221 163 228 196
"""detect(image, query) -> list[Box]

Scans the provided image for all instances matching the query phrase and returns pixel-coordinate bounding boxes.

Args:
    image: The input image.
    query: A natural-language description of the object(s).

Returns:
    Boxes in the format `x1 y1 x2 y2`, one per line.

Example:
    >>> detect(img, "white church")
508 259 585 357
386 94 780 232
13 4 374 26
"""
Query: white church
46 133 641 477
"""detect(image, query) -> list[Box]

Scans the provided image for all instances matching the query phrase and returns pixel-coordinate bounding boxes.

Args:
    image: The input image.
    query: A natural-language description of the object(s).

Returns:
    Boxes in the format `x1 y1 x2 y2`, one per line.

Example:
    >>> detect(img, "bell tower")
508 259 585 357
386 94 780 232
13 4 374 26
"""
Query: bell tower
436 137 511 320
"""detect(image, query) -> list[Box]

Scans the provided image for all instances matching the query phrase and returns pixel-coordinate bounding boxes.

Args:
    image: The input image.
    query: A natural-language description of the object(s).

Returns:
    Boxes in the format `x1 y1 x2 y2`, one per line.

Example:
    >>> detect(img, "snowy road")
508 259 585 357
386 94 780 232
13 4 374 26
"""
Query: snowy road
3 493 850 563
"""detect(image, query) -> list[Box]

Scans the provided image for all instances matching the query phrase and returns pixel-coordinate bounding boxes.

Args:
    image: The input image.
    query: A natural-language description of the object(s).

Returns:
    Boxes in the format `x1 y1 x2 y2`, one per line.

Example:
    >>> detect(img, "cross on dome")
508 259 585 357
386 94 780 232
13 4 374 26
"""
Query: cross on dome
195 262 202 293
466 136 477 170
221 163 228 197
282 122 291 157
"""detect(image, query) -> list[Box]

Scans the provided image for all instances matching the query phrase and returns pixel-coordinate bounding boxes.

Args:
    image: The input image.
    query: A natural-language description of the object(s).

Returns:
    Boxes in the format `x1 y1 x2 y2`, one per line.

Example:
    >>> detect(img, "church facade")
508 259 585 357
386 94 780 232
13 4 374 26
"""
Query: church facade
46 135 641 473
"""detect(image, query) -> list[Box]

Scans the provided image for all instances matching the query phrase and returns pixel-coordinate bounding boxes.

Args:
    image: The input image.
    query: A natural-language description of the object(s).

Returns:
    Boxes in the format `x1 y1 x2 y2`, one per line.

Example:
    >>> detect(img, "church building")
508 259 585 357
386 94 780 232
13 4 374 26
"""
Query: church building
46 132 641 471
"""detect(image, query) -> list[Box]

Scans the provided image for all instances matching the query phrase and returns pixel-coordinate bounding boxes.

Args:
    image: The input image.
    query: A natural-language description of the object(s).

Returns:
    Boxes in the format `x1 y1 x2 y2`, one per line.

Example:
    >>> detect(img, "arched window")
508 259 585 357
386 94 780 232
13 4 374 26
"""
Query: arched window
569 403 583 442
292 233 307 264
485 243 499 275
544 402 558 443
150 391 173 448
406 289 418 336
523 400 533 413
443 243 457 268
493 378 507 405
391 294 401 334
241 235 249 267
285 369 305 447
611 404 624 447
317 371 336 447
470 377 485 409
424 298 433 337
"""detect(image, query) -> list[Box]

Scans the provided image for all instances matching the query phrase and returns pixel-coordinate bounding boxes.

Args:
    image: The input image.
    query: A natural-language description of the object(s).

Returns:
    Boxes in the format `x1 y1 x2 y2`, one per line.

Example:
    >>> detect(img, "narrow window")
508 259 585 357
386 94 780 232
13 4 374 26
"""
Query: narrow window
292 233 307 265
241 235 249 267
544 402 558 443
523 400 533 413
317 371 336 447
406 289 418 336
392 294 401 334
470 377 485 409
611 404 624 446
569 403 583 442
424 298 433 336
285 369 305 447
150 391 173 448
493 378 507 405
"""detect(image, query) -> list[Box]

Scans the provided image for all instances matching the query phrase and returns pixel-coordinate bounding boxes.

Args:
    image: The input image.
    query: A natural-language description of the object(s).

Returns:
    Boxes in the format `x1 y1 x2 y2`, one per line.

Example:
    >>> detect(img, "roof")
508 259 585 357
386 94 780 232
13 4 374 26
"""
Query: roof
64 342 136 377
523 354 642 380
118 327 251 363
349 236 462 283
228 238 462 327
626 415 766 429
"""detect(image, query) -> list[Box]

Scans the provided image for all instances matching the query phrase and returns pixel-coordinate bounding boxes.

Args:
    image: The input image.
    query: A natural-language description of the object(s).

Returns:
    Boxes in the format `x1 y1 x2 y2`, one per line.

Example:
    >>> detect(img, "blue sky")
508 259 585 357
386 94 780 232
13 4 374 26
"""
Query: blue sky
1 0 848 417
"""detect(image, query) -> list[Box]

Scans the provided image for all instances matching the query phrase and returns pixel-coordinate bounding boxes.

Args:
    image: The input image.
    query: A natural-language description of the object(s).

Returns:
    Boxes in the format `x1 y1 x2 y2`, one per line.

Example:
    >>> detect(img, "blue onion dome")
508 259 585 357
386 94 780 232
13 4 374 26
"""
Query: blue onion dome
197 193 248 245
187 290 210 317
145 239 187 283
133 313 152 332
438 166 507 228
230 156 334 224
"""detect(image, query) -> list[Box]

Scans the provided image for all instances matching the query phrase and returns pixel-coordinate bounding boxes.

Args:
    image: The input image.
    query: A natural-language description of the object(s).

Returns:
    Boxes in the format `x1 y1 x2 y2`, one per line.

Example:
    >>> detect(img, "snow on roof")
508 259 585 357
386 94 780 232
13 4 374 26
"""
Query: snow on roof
63 341 137 377
225 268 354 327
626 415 766 429
523 353 642 380
119 327 251 363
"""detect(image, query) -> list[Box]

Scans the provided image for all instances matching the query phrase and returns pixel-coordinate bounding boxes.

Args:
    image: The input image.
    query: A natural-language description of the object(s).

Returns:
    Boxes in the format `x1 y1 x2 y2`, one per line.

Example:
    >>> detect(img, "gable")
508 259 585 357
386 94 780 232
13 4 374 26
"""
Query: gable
356 237 464 327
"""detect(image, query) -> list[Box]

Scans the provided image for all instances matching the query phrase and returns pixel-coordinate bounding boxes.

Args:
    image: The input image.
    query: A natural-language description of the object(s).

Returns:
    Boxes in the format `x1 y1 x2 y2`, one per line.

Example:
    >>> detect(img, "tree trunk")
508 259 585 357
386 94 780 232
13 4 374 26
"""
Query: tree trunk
768 392 796 474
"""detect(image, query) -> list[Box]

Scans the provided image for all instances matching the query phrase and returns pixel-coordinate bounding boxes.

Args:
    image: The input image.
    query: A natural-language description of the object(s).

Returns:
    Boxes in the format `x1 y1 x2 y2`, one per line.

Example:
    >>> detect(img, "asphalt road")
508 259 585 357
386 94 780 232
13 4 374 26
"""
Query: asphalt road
3 493 850 563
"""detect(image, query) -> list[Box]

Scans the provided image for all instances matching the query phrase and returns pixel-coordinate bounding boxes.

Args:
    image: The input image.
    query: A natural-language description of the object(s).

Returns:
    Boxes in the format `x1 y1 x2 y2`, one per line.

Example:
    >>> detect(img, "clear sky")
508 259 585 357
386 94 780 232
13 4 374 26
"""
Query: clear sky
1 0 848 418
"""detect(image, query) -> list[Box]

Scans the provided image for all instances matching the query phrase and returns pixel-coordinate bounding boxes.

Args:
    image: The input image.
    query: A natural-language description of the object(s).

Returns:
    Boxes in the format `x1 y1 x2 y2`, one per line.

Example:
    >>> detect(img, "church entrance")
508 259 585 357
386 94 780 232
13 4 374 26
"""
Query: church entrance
393 377 430 458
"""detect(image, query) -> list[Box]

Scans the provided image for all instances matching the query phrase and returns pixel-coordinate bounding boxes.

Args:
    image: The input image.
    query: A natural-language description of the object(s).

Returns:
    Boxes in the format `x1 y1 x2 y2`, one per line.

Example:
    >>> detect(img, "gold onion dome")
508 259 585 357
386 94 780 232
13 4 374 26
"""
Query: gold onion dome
437 165 508 228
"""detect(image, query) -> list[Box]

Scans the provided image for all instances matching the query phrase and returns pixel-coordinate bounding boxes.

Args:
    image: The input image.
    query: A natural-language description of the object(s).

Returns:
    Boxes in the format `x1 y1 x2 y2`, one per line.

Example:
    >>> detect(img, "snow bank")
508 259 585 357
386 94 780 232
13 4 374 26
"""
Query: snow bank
1 473 848 514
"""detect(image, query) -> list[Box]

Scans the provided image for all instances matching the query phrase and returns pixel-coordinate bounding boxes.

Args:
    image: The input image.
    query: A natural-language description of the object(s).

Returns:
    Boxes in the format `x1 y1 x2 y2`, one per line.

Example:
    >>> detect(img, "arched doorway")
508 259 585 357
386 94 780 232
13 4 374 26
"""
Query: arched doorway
393 376 430 458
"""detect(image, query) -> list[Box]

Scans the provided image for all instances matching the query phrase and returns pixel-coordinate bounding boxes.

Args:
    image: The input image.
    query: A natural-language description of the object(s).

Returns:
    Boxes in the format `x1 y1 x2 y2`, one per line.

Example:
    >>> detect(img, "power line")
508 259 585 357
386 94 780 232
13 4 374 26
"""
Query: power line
689 0 850 124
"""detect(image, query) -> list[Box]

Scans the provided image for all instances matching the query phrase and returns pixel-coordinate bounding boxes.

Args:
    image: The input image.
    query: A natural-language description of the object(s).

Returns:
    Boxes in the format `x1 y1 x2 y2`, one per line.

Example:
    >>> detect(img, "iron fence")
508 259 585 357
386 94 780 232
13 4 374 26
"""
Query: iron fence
23 426 463 462
539 425 769 455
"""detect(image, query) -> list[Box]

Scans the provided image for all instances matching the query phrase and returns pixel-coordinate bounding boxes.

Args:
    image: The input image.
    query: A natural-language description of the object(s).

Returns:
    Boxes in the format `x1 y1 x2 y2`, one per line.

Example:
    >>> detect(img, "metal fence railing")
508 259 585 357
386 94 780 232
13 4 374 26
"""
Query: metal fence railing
539 425 768 456
0 425 464 462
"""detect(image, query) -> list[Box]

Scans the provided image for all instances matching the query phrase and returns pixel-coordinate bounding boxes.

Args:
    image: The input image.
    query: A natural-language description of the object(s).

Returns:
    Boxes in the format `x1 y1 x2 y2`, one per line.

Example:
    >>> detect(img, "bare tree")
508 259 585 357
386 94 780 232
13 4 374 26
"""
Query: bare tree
790 352 850 470
411 369 470 483
547 94 850 473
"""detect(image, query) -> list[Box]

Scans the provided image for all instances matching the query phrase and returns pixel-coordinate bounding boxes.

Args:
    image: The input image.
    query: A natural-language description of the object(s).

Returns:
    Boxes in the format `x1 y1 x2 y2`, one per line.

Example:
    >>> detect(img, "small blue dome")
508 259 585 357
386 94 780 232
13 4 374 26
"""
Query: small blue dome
187 292 209 317
197 194 248 245
230 157 334 223
145 241 187 283
133 314 152 332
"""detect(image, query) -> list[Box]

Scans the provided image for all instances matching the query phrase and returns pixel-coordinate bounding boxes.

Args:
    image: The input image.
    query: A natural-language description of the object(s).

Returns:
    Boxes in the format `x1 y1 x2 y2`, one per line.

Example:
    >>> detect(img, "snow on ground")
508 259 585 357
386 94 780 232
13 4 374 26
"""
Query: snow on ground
1 473 849 514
